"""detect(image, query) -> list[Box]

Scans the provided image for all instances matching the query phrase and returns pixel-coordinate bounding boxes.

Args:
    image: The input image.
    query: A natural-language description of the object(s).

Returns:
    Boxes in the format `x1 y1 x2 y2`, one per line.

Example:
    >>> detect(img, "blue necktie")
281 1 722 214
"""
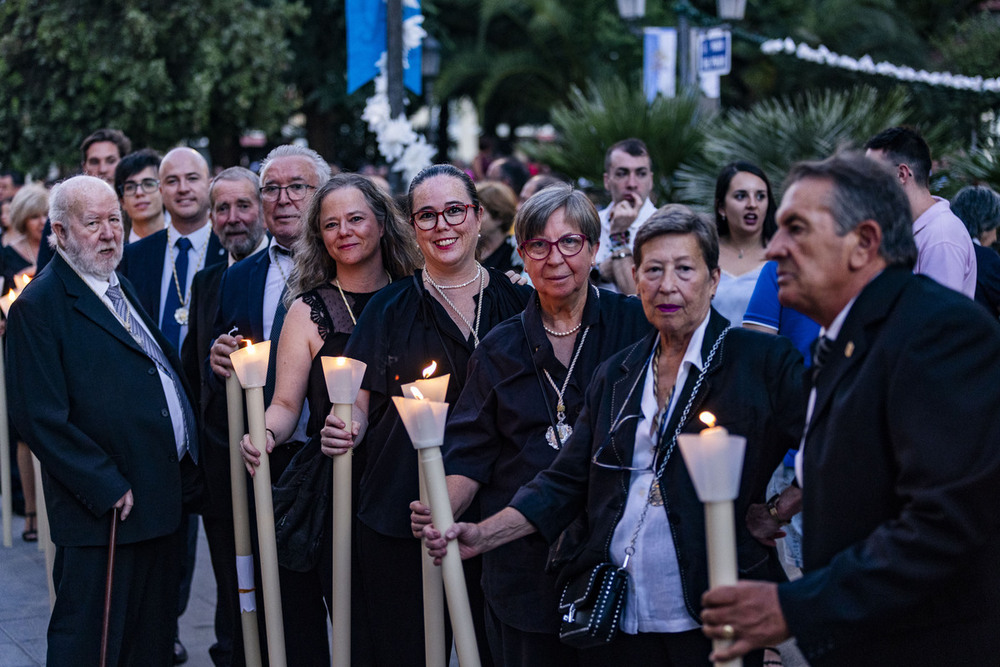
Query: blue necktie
161 237 193 349
107 283 197 462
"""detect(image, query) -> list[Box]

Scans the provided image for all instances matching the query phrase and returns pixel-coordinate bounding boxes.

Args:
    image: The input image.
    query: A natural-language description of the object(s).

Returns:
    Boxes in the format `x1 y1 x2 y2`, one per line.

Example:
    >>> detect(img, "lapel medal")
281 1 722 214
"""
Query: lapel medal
174 306 189 325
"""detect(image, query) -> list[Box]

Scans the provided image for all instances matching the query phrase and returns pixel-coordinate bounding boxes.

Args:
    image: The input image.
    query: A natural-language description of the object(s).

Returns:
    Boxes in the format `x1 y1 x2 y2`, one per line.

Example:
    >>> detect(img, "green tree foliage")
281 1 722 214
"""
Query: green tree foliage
0 0 304 174
522 78 710 204
673 86 918 208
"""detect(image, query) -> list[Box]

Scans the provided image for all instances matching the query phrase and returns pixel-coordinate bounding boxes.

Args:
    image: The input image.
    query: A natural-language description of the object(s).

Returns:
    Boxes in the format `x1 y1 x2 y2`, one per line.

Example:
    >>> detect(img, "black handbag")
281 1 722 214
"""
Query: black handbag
558 562 629 648
272 435 332 572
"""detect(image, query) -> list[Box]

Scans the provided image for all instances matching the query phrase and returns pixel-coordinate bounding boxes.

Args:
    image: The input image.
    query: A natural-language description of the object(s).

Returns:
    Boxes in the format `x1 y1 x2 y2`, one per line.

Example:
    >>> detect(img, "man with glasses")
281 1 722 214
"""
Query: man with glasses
115 149 167 242
593 138 657 295
208 145 331 664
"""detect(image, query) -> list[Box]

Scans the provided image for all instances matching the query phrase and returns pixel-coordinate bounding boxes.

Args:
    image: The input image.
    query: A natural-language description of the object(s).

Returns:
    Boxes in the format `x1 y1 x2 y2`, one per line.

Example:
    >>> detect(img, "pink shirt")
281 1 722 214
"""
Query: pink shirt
913 197 977 298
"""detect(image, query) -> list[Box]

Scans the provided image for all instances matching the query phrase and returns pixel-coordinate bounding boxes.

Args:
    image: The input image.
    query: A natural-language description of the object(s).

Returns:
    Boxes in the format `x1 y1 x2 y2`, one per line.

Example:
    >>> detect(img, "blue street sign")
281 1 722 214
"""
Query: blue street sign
699 29 731 76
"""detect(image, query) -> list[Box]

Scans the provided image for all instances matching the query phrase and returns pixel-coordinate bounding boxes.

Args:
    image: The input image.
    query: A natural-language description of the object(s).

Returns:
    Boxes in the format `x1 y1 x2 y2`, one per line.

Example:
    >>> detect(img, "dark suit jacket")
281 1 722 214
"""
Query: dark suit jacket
118 226 226 334
973 243 1000 316
211 247 271 346
778 267 1000 665
181 262 232 517
6 253 194 546
511 309 806 622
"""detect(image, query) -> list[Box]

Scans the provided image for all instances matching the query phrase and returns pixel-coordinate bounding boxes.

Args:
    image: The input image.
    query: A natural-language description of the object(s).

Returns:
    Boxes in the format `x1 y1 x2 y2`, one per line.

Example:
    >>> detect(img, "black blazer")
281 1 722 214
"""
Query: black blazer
511 309 806 622
778 267 1000 665
212 247 271 346
6 253 195 546
118 227 227 330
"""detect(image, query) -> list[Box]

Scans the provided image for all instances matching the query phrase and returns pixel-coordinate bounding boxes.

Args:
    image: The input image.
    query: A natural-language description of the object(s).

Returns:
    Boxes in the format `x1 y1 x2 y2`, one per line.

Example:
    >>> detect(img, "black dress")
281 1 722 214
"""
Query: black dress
344 267 532 667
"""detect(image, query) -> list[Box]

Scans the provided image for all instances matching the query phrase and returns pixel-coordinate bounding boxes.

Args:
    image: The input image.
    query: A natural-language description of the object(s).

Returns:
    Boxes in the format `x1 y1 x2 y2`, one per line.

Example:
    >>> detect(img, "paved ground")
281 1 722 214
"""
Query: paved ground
0 513 218 667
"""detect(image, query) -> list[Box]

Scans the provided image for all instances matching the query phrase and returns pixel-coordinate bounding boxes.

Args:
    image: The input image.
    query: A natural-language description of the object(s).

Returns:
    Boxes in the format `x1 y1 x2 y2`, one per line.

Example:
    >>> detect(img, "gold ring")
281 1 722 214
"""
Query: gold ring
721 624 736 640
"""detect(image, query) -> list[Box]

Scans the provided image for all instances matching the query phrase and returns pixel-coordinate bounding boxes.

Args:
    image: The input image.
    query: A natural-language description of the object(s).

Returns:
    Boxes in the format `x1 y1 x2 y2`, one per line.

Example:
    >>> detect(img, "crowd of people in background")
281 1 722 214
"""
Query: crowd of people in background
3 122 1000 667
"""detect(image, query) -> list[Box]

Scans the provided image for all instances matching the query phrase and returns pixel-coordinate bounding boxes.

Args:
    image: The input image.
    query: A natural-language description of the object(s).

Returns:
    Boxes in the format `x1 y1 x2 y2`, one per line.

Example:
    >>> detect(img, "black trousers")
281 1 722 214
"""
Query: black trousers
356 523 494 667
483 598 580 667
49 531 180 667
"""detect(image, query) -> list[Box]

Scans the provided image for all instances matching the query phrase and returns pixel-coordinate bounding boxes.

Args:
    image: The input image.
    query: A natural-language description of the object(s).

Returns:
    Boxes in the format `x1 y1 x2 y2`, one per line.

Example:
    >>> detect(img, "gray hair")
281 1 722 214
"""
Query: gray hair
210 166 261 206
785 152 917 268
951 185 1000 238
259 145 331 186
48 175 117 248
633 204 719 271
514 185 600 246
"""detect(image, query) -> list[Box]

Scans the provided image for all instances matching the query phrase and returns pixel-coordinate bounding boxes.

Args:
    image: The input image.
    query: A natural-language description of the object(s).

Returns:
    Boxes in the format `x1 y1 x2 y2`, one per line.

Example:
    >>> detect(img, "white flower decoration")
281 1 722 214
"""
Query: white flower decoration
761 37 1000 93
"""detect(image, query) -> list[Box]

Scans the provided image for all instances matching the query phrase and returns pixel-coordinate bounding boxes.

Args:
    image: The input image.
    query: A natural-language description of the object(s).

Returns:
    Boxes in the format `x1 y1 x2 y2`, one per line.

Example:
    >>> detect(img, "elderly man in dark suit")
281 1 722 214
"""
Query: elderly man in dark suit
181 166 267 667
701 153 1000 666
208 144 331 665
7 175 199 666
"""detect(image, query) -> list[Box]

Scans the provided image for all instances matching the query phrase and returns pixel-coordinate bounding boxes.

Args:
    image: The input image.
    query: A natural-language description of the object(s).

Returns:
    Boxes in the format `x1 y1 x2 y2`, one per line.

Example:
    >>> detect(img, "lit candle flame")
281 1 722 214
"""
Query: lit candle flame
245 339 255 353
335 356 347 367
6 289 17 303
410 387 426 401
13 273 31 291
422 361 437 379
699 411 717 429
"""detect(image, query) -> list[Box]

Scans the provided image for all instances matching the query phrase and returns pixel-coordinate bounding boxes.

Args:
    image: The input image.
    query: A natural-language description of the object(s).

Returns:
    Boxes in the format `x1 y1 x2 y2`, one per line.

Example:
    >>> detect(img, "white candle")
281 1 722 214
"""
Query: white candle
320 356 366 667
226 373 262 667
231 341 285 667
677 411 746 667
394 392 480 667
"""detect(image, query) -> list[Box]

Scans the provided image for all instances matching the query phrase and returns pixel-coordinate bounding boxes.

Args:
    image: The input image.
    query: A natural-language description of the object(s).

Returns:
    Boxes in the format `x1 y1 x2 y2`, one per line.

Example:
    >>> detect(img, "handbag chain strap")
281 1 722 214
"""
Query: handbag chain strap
621 326 730 569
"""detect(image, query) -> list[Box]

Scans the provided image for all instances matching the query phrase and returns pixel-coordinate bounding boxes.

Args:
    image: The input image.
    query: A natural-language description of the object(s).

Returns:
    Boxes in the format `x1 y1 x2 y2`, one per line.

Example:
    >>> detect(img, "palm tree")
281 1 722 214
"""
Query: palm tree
673 86 915 209
522 78 710 204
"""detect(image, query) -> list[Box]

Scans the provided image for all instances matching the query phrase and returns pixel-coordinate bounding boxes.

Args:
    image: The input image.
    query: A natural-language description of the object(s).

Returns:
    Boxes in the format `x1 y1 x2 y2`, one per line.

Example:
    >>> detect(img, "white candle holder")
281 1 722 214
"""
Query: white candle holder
230 340 271 389
678 428 746 667
321 356 366 667
393 393 481 667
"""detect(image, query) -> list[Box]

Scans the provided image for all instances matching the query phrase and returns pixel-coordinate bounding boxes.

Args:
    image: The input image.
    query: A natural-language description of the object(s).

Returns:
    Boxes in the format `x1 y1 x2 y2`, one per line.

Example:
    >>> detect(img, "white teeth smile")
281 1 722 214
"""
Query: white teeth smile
435 238 457 247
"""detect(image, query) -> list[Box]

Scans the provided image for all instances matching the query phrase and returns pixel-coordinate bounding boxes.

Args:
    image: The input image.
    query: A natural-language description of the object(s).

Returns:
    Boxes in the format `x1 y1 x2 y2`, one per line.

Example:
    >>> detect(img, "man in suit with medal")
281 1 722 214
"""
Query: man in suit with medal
7 175 199 666
117 145 225 663
700 153 1000 666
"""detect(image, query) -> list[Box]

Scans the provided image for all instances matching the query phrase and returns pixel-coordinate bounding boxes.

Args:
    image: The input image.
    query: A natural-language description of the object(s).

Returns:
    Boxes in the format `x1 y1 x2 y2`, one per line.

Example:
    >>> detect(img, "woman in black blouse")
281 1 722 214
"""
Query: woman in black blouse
240 173 420 663
411 185 651 666
324 164 532 666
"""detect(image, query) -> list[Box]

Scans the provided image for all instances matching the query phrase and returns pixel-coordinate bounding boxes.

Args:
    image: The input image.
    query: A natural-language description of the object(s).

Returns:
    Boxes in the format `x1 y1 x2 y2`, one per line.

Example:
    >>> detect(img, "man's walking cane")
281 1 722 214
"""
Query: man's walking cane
99 507 120 667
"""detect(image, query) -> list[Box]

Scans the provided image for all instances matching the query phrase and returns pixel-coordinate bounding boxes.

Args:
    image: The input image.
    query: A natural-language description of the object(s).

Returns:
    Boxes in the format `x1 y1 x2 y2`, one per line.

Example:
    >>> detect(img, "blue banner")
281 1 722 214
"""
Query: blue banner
346 0 423 95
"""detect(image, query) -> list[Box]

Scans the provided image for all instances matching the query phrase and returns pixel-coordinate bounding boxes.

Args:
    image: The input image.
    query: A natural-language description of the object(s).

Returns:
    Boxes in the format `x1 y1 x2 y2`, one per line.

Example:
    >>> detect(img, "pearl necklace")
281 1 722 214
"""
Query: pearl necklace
542 321 583 337
425 264 485 347
424 264 481 289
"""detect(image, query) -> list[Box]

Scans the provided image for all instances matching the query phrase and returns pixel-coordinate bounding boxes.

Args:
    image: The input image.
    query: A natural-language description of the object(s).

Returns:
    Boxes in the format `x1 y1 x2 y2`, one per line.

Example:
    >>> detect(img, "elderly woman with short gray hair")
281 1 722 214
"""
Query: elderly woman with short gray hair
951 184 1000 316
411 185 650 665
423 204 807 666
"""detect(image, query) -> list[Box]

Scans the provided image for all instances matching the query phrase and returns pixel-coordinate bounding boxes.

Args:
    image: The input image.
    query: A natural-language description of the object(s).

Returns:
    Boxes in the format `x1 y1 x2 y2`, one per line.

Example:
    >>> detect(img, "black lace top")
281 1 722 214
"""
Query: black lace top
301 282 379 437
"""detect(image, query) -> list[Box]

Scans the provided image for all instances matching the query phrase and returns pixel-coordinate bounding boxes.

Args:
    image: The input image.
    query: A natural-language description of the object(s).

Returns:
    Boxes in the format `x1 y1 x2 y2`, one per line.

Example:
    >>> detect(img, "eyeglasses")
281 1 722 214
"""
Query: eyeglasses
591 413 662 473
519 234 588 261
259 183 316 202
411 204 475 231
120 178 160 197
